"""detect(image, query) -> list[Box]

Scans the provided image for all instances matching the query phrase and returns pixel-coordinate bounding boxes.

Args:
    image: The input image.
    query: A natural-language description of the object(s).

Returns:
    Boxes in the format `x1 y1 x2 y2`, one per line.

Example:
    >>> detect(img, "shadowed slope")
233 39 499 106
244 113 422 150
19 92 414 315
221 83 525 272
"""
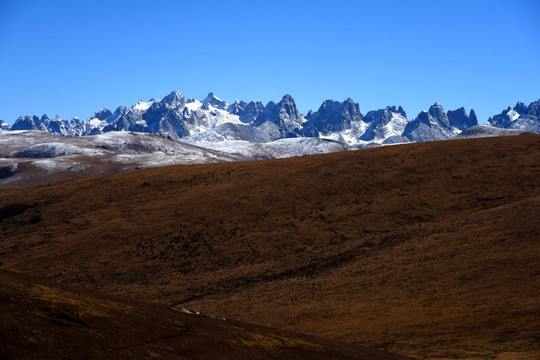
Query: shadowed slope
0 269 404 360
0 135 539 358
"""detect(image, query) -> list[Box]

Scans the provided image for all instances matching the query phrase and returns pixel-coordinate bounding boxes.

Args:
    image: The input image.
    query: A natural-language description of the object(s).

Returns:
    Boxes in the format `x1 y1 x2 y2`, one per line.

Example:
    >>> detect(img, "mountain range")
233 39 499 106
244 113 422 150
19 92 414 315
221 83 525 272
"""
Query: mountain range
2 92 539 147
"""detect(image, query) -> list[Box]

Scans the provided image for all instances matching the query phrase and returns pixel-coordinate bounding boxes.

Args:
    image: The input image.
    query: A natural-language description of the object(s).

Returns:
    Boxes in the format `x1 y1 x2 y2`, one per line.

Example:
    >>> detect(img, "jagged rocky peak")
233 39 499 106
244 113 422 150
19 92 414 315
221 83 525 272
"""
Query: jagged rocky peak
363 106 403 124
316 98 361 123
469 109 477 123
228 100 247 115
70 117 82 124
252 95 303 136
113 106 127 117
341 98 362 119
276 94 303 123
302 98 362 136
12 115 39 131
447 107 478 130
359 105 409 143
365 105 407 120
428 103 448 123
92 108 113 120
237 100 264 124
526 99 540 116
312 100 339 117
161 90 185 108
403 103 474 142
203 92 228 110
515 101 528 115
415 110 430 124
265 100 277 112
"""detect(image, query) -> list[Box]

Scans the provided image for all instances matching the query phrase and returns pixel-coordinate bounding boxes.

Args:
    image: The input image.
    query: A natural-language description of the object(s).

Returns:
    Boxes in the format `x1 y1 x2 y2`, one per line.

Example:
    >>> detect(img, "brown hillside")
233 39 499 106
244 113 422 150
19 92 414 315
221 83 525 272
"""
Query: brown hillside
1 135 539 359
0 269 404 360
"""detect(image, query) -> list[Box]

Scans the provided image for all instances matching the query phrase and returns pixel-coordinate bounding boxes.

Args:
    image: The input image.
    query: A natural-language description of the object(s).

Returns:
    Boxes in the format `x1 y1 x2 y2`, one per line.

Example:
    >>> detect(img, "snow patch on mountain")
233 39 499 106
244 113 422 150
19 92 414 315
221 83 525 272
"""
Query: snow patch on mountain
183 106 244 135
185 99 203 112
507 109 520 122
133 99 156 112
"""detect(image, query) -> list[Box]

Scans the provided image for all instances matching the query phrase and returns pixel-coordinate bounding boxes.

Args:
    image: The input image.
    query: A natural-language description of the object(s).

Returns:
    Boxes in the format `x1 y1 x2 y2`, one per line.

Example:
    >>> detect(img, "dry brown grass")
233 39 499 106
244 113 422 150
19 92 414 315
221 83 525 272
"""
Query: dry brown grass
1 135 539 359
1 270 396 360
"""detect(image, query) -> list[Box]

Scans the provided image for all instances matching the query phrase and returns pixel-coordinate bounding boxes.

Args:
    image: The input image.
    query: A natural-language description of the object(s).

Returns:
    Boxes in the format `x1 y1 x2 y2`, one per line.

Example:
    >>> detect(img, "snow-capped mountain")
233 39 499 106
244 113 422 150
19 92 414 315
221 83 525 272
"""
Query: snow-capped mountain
302 98 363 137
360 106 408 143
402 103 475 142
5 92 539 150
486 100 540 134
251 94 305 139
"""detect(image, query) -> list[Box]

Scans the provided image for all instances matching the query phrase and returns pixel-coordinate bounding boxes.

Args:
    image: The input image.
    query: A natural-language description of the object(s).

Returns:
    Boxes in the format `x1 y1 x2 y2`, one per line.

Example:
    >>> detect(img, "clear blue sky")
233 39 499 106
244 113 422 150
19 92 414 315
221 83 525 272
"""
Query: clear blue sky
1 0 539 125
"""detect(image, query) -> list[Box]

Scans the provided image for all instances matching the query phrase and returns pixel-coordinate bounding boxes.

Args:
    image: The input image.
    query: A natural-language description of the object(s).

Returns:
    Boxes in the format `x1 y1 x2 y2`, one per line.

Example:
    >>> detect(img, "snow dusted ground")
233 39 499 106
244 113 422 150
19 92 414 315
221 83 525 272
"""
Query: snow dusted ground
13 142 100 158
182 137 351 159
0 130 355 187
8 123 533 188
456 125 536 138
1 131 245 160
0 131 249 187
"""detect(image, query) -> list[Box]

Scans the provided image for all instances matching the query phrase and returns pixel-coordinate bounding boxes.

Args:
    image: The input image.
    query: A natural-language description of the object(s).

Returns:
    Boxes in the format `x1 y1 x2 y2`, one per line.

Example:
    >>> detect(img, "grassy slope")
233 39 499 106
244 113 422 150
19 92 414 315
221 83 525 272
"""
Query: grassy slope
1 135 539 359
0 269 403 360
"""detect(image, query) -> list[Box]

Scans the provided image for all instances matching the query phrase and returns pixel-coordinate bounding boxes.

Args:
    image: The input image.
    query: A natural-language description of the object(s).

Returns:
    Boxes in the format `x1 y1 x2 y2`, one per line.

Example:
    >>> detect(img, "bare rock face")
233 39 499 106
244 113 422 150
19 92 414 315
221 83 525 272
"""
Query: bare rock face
404 103 455 142
12 115 42 131
448 107 478 131
303 98 363 136
253 94 304 138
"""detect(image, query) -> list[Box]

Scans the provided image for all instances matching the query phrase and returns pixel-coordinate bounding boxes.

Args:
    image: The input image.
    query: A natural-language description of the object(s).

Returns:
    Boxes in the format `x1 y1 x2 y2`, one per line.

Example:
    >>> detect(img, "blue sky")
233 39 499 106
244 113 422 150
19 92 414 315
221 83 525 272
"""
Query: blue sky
1 0 538 124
